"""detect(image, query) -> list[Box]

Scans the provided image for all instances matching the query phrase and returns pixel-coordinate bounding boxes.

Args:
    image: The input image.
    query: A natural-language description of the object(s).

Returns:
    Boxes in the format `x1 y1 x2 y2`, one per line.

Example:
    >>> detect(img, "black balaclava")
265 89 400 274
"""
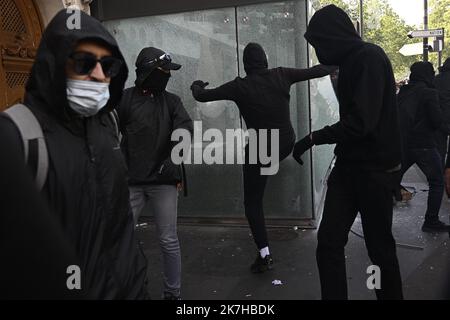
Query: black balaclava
410 61 435 87
304 4 363 65
135 46 181 94
438 58 450 73
141 69 171 94
243 43 268 75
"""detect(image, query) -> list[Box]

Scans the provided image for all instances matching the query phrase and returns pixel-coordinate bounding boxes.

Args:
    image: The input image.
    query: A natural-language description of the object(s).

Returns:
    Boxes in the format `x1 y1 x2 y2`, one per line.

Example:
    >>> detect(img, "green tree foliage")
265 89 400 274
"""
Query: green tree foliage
429 0 450 66
310 0 425 80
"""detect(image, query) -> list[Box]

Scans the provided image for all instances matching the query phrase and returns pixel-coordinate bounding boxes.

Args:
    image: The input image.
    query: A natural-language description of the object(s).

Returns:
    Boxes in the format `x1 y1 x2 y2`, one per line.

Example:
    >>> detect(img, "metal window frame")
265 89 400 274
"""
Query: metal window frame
92 0 292 21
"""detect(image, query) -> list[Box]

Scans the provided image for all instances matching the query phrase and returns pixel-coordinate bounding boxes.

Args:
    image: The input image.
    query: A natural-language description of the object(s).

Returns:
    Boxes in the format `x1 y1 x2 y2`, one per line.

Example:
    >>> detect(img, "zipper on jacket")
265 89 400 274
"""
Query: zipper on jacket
84 119 96 163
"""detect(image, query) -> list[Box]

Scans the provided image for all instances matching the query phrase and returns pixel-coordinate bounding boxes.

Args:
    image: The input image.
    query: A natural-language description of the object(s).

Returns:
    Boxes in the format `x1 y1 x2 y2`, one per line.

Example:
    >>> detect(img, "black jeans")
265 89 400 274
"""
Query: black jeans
317 165 403 300
402 148 444 222
243 141 293 250
434 132 448 170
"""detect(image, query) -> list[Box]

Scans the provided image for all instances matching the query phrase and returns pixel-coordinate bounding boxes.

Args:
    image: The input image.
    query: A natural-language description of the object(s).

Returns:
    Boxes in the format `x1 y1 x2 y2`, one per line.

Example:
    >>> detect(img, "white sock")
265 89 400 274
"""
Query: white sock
260 247 270 258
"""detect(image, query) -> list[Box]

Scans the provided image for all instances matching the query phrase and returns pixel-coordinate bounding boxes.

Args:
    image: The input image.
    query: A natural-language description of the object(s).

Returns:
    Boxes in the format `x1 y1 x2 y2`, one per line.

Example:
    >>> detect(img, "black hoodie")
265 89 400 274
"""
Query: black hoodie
0 10 148 299
435 58 450 128
398 61 442 149
191 42 333 155
306 5 401 171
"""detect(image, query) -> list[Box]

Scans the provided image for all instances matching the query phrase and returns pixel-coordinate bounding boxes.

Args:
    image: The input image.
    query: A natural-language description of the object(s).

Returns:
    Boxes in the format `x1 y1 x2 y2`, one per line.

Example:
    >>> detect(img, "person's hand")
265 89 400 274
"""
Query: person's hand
445 168 450 197
292 134 314 165
177 182 183 192
190 80 209 90
322 64 339 75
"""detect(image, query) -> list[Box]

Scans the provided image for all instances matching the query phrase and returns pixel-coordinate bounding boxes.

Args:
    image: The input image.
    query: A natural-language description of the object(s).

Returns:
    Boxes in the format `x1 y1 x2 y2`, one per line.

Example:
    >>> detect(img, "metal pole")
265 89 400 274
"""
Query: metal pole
359 0 363 39
424 0 428 61
438 42 442 67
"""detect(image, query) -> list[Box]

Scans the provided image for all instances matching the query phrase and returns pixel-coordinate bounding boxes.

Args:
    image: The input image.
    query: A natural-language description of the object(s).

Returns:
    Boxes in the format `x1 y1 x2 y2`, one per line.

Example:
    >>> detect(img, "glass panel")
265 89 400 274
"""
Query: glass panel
237 1 313 219
308 1 340 215
104 9 245 217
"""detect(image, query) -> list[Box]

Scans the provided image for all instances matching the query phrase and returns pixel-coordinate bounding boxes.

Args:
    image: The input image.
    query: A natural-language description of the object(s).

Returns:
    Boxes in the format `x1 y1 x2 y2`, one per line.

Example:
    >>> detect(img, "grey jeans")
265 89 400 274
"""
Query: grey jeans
129 184 181 297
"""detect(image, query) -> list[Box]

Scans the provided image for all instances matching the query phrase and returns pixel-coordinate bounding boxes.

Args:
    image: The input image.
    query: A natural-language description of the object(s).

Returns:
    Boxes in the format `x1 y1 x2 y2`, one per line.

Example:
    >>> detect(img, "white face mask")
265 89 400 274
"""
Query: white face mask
66 79 110 117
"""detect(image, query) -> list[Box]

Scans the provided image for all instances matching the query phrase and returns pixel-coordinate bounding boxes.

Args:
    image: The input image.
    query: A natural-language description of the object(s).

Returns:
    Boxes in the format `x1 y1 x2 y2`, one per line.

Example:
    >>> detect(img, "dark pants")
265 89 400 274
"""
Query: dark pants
317 165 403 300
435 133 448 170
402 148 444 222
243 140 293 250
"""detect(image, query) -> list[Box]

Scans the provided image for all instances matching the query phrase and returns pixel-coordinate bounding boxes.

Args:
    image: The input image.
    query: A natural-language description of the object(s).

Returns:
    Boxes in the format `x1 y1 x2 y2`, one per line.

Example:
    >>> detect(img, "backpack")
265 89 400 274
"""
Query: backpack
3 104 120 190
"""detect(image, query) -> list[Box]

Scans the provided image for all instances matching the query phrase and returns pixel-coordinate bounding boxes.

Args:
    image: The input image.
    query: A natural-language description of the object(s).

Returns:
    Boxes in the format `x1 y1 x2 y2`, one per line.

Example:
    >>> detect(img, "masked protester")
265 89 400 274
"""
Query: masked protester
116 47 193 300
294 5 403 299
435 58 450 167
0 10 148 299
191 42 334 273
397 62 448 232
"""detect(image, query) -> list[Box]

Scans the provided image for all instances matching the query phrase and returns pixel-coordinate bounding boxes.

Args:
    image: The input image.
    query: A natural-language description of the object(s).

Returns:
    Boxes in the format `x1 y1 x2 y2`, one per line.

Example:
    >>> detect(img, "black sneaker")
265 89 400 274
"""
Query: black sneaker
163 292 181 300
421 220 450 233
250 253 273 273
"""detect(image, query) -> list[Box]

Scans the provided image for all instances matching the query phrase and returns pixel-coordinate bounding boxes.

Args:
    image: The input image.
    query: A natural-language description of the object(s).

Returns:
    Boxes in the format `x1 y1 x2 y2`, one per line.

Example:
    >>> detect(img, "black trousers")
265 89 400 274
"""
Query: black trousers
243 140 293 250
435 132 448 170
401 148 444 222
317 165 403 300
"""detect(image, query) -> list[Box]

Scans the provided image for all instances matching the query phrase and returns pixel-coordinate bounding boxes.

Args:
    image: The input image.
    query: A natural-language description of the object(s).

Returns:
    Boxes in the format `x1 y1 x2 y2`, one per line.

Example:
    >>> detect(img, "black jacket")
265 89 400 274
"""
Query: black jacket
306 5 402 171
435 59 450 129
0 128 84 299
191 65 332 153
0 10 148 299
117 87 193 186
398 81 442 149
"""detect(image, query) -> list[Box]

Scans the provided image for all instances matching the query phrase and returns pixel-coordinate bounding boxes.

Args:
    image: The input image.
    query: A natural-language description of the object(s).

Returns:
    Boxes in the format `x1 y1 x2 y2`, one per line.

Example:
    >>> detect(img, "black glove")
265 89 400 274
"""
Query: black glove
292 135 314 165
190 80 209 91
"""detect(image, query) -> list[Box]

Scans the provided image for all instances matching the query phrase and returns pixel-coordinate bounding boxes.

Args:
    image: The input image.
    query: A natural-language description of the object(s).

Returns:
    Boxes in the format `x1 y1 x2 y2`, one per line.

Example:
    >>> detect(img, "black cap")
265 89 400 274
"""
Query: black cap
135 47 181 87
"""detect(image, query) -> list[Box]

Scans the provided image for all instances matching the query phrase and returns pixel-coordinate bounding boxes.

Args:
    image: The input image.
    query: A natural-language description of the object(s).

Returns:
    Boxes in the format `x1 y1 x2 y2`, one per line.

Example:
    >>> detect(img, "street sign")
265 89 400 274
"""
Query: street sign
429 39 444 52
399 42 425 56
407 28 444 38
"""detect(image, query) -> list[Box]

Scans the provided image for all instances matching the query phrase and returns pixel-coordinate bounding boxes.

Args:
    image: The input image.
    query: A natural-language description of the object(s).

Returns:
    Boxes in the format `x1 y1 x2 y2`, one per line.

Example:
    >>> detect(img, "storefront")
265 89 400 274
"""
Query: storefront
0 0 339 226
92 0 339 227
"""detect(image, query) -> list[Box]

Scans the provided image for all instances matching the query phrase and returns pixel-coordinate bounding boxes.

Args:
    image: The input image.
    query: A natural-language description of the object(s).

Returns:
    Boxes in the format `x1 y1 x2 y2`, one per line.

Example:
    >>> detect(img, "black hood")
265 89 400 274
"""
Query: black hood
438 57 450 73
409 61 435 87
304 4 363 65
25 9 128 120
243 43 268 75
135 46 181 88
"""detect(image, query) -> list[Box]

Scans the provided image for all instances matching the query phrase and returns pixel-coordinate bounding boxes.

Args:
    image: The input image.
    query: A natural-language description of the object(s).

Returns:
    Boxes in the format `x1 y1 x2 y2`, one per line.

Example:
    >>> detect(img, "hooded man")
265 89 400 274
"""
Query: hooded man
190 42 334 273
0 9 148 299
116 47 193 300
397 61 448 232
293 5 403 299
435 58 450 166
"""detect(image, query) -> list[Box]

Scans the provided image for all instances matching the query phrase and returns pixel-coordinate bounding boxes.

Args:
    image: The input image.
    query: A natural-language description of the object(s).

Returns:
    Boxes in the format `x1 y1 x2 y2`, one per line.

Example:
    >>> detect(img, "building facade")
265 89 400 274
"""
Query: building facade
1 0 341 226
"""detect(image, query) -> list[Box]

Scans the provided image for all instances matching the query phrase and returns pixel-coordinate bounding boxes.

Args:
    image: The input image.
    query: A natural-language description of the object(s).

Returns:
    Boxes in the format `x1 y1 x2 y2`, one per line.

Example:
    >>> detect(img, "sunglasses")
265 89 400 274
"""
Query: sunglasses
69 51 123 78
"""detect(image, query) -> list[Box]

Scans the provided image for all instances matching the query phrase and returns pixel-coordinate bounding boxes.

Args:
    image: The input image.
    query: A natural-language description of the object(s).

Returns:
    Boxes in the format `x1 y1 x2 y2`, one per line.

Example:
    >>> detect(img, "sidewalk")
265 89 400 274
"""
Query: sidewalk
136 166 450 300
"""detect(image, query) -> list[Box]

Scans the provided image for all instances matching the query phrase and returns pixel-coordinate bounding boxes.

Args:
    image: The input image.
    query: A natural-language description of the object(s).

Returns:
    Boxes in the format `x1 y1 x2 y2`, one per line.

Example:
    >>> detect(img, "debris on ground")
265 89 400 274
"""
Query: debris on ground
272 280 283 286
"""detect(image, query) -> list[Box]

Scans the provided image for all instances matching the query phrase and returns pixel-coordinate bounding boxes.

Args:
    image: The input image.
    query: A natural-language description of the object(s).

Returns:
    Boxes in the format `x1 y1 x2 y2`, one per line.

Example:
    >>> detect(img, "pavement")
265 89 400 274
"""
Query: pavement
136 165 450 300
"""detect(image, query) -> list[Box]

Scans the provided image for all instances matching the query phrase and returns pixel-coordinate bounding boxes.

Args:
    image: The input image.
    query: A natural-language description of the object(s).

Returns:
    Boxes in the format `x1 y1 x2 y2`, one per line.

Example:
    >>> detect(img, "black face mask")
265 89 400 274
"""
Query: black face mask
141 69 170 94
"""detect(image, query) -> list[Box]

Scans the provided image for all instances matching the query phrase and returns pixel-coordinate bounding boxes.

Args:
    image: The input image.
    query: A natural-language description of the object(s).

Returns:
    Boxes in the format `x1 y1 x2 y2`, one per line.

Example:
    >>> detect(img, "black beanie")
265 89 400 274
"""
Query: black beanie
243 43 268 75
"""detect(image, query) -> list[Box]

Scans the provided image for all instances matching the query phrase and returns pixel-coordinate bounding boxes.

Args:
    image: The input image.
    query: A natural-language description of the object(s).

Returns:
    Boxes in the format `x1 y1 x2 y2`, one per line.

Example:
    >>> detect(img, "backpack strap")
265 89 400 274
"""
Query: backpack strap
4 104 48 190
109 109 122 142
